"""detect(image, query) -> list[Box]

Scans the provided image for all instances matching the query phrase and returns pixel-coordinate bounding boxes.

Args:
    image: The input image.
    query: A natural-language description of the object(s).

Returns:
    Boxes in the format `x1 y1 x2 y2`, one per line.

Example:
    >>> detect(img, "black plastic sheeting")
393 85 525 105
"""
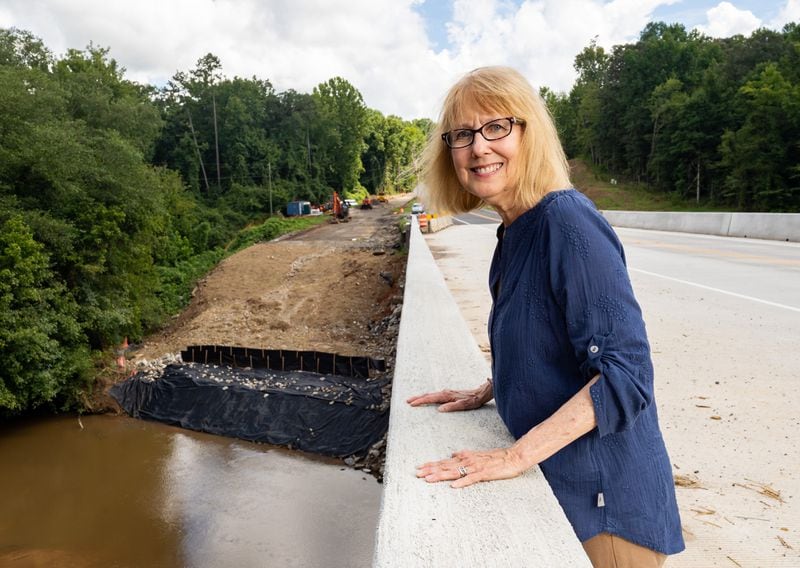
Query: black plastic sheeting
110 360 389 457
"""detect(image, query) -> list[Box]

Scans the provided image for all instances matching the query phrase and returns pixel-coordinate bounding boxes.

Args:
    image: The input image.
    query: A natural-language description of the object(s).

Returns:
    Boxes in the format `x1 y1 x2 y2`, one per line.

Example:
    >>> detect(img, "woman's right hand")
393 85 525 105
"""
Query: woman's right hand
406 378 493 412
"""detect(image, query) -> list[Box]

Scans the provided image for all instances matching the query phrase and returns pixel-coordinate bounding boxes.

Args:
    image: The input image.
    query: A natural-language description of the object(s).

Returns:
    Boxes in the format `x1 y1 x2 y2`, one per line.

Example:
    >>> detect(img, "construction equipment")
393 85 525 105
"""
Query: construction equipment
331 191 350 222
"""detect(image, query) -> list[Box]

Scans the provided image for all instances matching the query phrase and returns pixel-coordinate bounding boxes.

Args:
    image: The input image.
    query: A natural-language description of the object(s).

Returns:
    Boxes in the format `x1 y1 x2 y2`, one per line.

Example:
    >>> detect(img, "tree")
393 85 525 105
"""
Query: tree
0 28 52 70
720 63 800 210
0 216 88 415
312 77 368 194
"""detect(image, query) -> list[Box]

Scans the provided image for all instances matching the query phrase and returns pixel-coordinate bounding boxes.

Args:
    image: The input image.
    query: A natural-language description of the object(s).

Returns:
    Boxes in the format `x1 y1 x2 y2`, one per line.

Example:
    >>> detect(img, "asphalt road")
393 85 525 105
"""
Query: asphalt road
617 227 800 312
430 212 800 566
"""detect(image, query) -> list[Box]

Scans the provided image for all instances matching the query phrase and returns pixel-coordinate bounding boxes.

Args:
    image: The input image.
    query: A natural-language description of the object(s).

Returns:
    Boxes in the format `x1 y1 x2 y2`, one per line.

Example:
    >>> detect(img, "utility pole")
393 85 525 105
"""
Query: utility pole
306 129 311 169
268 160 273 215
212 94 221 192
696 161 701 204
187 111 211 193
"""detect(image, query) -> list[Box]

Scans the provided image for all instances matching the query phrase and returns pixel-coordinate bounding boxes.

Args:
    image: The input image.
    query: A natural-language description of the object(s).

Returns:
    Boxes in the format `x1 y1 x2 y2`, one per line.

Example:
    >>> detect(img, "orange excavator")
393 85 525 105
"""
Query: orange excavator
331 191 350 222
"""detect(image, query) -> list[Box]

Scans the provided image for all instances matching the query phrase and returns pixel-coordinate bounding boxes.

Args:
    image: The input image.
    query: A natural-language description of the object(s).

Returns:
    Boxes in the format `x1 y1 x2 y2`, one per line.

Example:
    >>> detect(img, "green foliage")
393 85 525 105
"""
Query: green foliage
156 248 225 317
312 77 368 193
227 215 327 253
1 29 423 415
556 23 800 211
361 110 427 195
0 216 90 415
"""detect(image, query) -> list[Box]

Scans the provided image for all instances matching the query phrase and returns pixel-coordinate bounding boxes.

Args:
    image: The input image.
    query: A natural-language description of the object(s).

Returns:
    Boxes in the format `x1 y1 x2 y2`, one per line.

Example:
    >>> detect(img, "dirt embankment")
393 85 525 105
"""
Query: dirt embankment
133 198 409 367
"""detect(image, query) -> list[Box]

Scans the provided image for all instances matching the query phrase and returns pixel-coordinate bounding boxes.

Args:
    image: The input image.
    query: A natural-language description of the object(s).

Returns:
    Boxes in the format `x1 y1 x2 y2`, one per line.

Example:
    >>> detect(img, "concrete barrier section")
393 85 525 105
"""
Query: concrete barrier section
600 210 800 242
373 220 591 567
728 212 800 241
427 214 454 233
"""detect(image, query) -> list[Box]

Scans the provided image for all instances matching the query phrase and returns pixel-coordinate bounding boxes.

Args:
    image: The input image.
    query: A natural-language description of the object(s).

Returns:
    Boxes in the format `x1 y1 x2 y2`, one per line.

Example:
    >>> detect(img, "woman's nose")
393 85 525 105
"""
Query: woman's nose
471 133 491 155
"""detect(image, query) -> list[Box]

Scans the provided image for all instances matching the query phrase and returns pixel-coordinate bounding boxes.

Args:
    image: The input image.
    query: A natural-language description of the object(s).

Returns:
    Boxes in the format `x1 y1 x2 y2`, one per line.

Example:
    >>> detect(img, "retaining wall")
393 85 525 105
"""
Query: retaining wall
373 221 591 567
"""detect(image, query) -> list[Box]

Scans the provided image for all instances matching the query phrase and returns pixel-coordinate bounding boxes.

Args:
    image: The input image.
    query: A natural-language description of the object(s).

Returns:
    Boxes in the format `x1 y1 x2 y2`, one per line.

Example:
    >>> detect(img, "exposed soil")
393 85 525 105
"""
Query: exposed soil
132 197 409 364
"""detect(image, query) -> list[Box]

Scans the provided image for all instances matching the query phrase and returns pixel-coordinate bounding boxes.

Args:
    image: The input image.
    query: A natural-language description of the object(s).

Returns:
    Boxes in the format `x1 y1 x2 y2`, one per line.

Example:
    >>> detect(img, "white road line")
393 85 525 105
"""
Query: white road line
454 210 501 227
631 268 800 313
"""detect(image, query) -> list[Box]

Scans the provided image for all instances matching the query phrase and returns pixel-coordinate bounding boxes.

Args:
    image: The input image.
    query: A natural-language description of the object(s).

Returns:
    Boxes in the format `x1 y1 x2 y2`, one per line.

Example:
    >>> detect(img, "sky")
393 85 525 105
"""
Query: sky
1 1 798 120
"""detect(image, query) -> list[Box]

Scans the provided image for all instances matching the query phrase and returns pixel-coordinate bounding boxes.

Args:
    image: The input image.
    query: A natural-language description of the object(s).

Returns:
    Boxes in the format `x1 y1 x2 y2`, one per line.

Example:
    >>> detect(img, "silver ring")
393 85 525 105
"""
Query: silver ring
457 466 468 478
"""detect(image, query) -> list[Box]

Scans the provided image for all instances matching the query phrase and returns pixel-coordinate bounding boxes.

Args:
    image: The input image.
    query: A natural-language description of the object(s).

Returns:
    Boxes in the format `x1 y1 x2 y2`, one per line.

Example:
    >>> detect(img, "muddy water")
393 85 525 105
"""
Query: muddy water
0 414 382 568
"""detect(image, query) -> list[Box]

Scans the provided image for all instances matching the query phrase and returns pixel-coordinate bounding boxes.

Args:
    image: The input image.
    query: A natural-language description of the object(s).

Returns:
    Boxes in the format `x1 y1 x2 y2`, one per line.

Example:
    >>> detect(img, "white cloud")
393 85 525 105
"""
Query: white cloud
695 2 763 37
770 0 800 28
4 0 786 121
438 0 680 101
2 0 447 118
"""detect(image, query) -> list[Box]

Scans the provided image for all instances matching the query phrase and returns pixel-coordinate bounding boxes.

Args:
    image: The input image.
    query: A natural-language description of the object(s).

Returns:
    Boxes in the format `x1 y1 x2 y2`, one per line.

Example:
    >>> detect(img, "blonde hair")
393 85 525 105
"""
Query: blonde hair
420 66 571 215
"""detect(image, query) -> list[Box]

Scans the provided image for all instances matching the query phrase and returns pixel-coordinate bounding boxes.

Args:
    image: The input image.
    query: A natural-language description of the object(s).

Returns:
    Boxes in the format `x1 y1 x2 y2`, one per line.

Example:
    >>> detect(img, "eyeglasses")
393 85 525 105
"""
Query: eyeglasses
441 117 525 149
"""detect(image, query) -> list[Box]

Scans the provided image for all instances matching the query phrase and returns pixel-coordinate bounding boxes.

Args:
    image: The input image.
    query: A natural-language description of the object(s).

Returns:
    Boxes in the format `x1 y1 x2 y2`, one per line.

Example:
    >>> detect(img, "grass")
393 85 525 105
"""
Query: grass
227 214 328 253
570 159 734 212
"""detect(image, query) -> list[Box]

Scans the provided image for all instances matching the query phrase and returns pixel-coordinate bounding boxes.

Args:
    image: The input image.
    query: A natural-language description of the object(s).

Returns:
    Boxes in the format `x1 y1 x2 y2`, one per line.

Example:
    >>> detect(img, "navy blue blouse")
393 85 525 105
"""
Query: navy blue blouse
488 189 684 554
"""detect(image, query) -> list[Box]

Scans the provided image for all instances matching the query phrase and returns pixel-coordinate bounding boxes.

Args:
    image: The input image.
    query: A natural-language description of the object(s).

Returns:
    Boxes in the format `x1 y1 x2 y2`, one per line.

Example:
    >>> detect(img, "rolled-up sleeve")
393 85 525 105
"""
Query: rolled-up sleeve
545 199 653 437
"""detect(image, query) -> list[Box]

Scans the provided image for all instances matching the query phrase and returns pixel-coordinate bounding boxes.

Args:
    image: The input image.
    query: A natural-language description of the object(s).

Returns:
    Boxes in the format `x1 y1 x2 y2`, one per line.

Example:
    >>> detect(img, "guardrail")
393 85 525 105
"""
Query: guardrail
373 220 591 567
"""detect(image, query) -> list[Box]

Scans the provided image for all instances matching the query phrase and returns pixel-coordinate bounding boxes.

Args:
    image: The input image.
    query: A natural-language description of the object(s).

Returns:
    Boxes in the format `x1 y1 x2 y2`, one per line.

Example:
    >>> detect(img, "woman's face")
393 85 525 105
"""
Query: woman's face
449 104 523 216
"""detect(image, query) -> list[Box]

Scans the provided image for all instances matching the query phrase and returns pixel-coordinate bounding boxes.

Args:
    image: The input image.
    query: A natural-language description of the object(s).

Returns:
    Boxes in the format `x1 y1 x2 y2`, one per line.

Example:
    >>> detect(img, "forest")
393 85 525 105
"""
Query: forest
2 22 798 416
545 21 800 211
0 28 428 415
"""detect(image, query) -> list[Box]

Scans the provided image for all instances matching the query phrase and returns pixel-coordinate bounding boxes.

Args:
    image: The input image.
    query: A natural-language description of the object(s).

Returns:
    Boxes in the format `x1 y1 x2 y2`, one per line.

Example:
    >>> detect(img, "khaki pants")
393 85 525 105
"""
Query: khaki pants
582 533 667 568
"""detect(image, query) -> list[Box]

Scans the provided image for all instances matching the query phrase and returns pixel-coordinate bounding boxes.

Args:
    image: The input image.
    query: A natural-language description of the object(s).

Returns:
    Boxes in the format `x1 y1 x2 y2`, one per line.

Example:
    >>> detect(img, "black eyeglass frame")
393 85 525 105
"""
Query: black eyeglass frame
441 116 525 149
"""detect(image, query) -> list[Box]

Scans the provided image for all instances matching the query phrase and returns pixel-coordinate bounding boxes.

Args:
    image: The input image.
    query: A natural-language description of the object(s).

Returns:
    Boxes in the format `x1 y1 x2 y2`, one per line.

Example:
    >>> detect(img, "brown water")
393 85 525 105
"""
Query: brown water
0 414 382 568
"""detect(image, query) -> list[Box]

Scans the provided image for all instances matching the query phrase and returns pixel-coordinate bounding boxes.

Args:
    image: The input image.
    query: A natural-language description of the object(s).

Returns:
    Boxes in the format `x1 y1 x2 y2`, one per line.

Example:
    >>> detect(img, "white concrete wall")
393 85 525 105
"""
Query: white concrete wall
373 221 591 568
600 210 800 242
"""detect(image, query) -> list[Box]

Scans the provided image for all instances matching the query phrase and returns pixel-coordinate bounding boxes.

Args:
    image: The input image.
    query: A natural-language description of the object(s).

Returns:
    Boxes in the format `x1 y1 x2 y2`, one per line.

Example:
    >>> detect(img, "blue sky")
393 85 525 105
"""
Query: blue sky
1 1 797 119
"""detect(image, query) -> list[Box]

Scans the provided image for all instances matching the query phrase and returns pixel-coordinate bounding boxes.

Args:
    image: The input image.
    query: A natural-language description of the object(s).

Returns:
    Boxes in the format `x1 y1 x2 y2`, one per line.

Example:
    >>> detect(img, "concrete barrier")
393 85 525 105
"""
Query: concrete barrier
373 220 591 567
600 210 800 242
427 214 454 233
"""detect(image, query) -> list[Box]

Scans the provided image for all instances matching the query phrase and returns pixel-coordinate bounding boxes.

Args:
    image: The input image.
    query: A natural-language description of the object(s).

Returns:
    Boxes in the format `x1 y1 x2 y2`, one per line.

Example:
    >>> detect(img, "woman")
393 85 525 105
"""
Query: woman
407 66 684 567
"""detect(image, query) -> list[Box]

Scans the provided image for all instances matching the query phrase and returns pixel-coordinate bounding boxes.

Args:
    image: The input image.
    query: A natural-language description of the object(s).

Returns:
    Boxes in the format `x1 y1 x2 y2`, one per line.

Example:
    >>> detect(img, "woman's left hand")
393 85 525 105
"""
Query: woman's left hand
416 447 529 488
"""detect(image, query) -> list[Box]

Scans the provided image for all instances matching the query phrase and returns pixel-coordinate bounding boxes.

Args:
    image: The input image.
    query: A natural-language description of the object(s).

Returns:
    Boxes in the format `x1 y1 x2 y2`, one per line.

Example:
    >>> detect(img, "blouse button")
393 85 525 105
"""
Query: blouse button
589 345 599 354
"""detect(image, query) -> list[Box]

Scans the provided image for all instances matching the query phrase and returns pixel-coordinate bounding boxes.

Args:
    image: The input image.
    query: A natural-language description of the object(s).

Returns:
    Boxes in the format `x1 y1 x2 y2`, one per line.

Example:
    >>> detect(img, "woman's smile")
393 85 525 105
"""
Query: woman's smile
472 162 503 175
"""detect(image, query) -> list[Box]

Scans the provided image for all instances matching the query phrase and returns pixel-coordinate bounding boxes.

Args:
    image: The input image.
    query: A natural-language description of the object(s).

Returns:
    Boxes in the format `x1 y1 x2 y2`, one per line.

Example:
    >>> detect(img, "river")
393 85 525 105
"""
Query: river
0 414 382 567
